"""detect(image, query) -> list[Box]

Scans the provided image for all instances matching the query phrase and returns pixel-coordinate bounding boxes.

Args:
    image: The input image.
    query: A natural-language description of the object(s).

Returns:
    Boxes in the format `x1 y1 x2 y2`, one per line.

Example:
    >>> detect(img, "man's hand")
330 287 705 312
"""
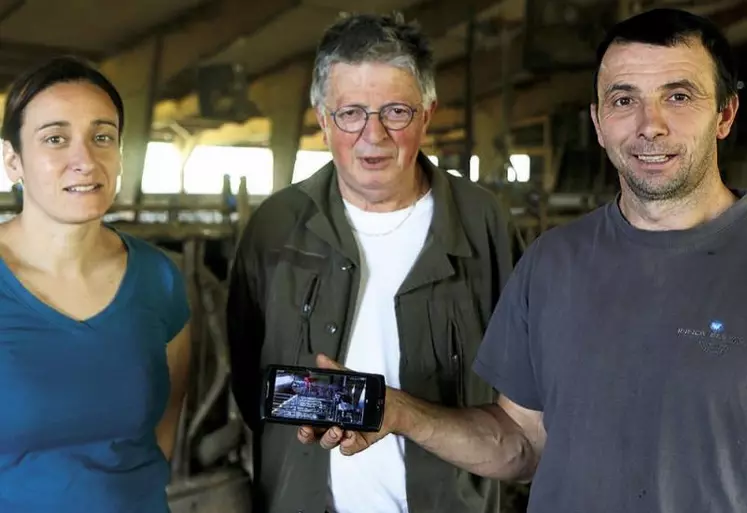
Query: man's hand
296 355 544 481
296 353 401 456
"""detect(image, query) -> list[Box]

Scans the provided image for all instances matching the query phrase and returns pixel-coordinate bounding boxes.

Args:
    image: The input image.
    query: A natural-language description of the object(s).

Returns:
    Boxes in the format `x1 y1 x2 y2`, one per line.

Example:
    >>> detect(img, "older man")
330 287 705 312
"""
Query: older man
312 7 746 513
226 12 513 513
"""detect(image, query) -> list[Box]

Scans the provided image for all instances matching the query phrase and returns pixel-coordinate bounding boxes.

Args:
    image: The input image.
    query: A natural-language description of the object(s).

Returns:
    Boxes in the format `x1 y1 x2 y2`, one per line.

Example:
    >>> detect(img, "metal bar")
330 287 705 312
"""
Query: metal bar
187 276 231 441
135 33 165 220
236 177 251 236
462 8 476 176
500 19 513 155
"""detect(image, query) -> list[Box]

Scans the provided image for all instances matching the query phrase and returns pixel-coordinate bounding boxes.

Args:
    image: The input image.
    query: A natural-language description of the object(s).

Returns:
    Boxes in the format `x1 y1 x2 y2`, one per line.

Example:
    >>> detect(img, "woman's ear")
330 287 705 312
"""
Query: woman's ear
2 140 23 183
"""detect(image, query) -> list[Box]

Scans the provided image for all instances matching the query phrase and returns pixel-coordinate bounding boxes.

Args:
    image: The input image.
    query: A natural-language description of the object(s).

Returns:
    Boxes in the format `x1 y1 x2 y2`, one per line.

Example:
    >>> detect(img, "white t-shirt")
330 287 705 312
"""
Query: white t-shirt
328 190 434 513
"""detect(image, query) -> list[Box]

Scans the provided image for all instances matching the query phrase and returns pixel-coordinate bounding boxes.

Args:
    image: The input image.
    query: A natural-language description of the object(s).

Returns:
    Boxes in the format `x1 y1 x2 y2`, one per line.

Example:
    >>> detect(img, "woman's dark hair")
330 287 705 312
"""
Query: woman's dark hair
593 8 738 112
1 55 125 152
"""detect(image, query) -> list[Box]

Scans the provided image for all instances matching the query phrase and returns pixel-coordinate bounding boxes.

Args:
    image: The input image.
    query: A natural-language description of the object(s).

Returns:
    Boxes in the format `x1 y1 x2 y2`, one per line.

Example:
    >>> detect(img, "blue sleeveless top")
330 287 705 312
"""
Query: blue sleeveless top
0 230 190 512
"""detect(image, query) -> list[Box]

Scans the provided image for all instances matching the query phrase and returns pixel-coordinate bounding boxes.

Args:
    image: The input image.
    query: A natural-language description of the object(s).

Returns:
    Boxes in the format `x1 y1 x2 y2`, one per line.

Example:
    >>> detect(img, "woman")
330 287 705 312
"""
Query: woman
0 57 191 512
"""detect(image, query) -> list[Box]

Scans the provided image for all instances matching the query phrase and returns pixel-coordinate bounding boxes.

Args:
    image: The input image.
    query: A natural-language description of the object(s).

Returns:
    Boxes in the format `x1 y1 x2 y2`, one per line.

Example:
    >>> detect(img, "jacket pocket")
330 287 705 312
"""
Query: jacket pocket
294 274 320 363
448 317 466 407
427 300 467 407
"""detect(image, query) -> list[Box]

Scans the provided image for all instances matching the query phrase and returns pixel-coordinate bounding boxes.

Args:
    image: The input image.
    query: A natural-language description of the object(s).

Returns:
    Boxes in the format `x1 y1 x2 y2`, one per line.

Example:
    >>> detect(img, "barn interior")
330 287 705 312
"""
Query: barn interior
0 0 745 511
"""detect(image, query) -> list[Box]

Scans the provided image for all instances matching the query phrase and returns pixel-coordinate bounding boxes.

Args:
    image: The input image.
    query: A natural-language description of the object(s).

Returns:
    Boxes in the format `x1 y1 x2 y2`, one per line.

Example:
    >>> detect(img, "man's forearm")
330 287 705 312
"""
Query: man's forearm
390 390 537 482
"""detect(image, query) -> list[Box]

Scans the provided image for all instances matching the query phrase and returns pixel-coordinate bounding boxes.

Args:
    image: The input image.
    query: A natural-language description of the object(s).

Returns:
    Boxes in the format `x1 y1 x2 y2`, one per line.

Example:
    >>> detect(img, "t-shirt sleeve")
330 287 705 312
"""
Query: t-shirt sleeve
161 254 191 342
472 241 543 411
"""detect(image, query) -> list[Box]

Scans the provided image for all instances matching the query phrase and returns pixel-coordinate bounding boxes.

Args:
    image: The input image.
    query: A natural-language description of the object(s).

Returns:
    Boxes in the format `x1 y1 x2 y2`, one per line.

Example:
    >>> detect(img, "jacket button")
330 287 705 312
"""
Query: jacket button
325 323 338 334
340 264 350 271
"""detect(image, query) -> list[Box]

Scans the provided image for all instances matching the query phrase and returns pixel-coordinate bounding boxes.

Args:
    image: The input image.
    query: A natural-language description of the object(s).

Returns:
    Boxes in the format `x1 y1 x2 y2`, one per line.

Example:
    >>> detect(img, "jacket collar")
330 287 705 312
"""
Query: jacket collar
298 150 473 262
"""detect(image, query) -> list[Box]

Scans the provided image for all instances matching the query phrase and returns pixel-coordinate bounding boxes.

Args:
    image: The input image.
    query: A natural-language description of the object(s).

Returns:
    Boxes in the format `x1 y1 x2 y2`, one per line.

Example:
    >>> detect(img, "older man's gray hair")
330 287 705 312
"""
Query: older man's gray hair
310 12 437 110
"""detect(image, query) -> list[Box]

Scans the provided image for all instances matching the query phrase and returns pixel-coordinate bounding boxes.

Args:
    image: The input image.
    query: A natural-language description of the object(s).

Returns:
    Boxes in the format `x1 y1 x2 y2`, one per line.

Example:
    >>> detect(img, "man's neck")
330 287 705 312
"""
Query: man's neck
619 175 737 231
340 163 428 213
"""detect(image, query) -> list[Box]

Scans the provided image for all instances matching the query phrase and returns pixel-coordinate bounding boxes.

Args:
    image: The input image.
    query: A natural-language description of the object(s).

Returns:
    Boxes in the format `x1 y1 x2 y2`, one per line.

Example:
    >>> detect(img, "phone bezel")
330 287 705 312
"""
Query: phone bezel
260 364 386 432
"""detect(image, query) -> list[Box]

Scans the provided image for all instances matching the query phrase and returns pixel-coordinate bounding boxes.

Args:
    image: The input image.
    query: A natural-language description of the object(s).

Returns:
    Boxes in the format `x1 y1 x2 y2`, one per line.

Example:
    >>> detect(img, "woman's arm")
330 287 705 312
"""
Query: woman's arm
156 323 192 460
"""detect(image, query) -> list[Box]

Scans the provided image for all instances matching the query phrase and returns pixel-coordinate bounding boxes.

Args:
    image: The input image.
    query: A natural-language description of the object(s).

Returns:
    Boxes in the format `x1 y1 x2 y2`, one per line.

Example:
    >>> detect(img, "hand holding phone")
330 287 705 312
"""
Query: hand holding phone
261 358 386 432
294 354 397 455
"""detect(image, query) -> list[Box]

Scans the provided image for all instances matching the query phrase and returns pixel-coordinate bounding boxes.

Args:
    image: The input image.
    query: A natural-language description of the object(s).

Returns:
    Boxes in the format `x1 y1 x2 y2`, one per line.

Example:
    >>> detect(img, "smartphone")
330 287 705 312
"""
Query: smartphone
260 364 386 432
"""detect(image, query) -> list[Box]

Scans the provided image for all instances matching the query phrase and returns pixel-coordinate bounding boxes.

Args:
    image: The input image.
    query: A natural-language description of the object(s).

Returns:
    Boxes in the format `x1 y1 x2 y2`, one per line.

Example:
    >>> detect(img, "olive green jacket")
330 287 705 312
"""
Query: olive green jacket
226 152 513 513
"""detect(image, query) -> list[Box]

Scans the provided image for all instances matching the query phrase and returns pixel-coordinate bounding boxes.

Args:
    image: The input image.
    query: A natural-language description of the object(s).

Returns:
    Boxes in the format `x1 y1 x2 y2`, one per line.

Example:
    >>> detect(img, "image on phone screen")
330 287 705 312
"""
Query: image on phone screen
271 369 368 426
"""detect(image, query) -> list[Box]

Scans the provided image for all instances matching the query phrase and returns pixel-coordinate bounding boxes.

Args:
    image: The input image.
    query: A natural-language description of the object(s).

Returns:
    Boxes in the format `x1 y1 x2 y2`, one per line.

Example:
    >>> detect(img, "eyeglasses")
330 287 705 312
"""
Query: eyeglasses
328 103 419 133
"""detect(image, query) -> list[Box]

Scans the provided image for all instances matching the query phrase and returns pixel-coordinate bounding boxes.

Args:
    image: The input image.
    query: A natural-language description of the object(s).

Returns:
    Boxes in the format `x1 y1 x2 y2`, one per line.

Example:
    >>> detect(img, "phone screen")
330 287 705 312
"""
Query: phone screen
262 365 385 432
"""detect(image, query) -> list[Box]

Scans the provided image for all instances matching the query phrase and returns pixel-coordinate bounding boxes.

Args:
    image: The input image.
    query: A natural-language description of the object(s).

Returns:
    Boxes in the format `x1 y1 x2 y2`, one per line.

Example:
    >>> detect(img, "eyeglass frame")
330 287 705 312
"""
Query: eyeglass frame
325 102 421 133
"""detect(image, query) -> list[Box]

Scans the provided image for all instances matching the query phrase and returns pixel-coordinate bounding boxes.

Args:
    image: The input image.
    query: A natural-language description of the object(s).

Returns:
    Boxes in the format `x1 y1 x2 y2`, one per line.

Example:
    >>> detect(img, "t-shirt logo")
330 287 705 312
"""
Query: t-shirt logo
677 320 744 356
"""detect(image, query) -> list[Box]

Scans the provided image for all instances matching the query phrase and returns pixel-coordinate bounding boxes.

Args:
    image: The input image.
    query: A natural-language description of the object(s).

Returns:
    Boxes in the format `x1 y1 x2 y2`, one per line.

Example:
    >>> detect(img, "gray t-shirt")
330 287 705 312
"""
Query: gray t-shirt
473 194 747 513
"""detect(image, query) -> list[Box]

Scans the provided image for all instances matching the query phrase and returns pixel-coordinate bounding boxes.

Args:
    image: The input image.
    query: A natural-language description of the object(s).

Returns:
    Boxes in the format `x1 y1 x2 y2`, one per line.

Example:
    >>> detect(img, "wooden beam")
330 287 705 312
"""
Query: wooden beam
479 71 592 129
100 0 301 95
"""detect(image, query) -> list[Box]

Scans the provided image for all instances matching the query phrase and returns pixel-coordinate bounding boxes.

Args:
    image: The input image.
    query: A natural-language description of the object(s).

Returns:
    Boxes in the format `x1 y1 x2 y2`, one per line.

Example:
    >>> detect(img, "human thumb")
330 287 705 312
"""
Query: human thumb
316 353 347 370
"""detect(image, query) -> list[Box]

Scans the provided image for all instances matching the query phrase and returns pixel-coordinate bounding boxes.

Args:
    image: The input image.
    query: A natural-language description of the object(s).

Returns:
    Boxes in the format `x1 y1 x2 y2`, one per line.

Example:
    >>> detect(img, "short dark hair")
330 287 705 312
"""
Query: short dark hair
593 8 738 112
310 12 436 108
1 55 125 152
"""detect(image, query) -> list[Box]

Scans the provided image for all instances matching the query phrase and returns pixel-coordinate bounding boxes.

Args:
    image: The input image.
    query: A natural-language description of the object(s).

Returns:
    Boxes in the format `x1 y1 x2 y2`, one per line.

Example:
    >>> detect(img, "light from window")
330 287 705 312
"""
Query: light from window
0 139 13 192
184 145 273 195
128 145 488 196
141 142 183 193
507 154 530 183
470 155 479 182
292 150 332 183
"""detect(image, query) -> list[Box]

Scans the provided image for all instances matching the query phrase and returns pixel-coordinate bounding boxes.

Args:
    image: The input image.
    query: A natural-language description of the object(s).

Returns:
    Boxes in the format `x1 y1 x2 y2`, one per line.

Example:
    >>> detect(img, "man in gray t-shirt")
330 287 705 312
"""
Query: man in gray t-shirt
473 193 747 512
308 8 744 513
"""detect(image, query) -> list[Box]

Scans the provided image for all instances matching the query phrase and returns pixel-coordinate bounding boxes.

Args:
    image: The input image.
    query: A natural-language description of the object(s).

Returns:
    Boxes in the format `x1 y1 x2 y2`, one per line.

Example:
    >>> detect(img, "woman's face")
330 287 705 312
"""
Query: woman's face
2 80 121 225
